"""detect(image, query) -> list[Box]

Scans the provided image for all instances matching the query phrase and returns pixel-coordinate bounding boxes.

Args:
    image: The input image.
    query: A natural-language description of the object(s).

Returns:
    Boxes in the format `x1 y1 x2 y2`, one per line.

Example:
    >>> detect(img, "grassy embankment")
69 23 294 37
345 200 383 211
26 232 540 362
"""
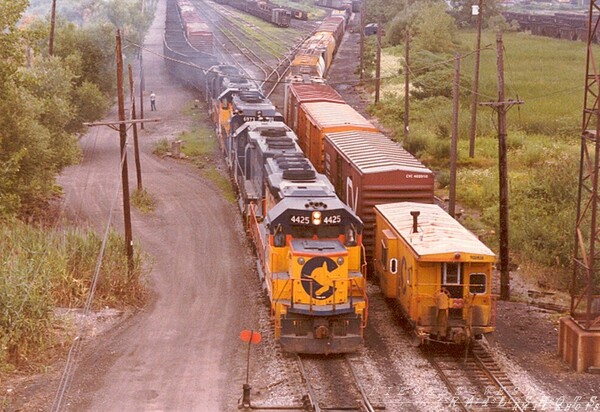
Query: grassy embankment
1 219 146 373
371 30 588 289
154 101 237 203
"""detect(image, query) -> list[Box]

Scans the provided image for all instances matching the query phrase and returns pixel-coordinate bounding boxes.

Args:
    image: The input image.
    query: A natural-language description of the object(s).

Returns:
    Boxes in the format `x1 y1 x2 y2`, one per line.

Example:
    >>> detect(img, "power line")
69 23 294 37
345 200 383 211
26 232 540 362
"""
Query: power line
51 132 132 412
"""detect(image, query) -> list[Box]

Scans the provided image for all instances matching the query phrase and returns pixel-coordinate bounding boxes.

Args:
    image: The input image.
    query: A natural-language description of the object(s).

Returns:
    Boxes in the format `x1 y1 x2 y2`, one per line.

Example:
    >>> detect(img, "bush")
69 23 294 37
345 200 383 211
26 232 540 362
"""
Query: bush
437 170 450 189
402 129 432 157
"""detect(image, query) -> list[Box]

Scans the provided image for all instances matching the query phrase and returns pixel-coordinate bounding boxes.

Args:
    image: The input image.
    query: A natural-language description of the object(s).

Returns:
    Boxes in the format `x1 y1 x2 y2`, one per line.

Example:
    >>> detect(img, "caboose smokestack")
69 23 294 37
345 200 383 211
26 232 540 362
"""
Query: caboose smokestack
410 211 420 233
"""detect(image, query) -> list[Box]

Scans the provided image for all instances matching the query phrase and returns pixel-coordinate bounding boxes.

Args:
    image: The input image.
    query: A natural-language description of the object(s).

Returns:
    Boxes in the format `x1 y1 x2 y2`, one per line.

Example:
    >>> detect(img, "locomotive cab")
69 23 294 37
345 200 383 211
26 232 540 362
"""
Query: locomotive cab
264 199 367 353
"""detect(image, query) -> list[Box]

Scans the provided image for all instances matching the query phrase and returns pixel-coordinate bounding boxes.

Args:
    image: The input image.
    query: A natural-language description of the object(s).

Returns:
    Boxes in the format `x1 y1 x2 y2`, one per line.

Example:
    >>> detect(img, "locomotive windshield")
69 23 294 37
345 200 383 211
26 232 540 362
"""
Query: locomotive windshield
289 224 342 239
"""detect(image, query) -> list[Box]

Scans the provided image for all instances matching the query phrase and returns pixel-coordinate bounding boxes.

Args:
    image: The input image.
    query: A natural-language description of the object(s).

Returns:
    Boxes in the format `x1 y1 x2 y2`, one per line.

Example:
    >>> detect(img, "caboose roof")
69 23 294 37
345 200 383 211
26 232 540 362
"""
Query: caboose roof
375 202 495 260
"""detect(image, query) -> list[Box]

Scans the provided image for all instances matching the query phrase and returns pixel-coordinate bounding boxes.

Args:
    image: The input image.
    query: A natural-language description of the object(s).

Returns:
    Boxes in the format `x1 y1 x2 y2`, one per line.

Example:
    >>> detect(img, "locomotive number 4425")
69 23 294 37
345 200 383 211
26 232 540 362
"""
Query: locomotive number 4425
290 215 341 225
323 215 341 224
290 215 310 225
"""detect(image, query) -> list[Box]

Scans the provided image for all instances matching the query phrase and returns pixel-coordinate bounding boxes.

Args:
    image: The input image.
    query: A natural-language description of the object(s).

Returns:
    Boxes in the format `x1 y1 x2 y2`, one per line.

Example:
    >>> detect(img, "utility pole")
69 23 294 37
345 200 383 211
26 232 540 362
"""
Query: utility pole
374 18 382 103
128 64 143 191
359 0 366 81
404 31 410 140
49 0 57 56
449 53 461 218
83 31 159 276
469 0 483 158
480 32 524 301
139 50 145 130
116 30 135 277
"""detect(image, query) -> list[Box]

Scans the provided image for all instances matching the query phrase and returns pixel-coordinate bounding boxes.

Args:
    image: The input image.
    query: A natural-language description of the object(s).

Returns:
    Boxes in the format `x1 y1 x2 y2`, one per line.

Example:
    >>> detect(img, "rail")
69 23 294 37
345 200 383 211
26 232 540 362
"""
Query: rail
295 354 381 412
425 343 536 412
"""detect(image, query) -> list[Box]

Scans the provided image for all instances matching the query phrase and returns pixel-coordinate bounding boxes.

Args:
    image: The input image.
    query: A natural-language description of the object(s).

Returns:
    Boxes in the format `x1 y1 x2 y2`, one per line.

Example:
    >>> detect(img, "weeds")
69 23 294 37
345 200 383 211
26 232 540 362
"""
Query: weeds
0 219 146 370
132 189 156 214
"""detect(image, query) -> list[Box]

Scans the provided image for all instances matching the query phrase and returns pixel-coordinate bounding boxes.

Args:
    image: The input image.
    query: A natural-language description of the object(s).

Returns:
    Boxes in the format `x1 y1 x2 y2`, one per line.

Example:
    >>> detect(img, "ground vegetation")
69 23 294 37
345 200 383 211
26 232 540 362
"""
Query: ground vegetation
0 0 155 373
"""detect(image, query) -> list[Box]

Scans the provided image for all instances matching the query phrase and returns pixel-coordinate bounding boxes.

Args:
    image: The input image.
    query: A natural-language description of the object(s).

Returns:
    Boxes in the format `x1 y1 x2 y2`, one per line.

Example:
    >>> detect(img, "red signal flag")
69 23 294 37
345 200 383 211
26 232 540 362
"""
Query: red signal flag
240 330 262 344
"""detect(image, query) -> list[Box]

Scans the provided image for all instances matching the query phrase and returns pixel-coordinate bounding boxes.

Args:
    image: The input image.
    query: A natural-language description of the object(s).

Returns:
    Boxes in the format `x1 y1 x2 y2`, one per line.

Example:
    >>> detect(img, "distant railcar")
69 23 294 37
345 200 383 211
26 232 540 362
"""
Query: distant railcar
314 0 352 10
374 202 496 345
164 0 218 90
225 0 292 27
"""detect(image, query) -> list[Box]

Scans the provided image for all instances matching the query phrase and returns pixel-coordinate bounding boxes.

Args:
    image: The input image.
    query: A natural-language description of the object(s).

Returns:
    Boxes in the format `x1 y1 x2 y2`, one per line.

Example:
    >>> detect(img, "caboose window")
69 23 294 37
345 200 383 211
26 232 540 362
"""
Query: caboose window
469 273 487 294
443 262 461 285
389 258 398 274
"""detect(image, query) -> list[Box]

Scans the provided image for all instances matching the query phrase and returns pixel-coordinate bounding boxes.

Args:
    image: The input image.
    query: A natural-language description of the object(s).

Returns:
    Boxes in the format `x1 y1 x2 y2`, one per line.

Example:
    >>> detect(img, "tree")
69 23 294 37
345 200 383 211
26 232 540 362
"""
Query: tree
0 2 80 217
413 2 459 53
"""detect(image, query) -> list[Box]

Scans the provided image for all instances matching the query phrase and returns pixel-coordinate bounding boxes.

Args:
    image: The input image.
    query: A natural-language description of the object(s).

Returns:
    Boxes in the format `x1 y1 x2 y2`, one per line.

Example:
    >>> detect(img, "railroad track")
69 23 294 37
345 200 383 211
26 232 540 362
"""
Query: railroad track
193 0 315 101
296 354 382 412
193 0 274 81
424 341 536 412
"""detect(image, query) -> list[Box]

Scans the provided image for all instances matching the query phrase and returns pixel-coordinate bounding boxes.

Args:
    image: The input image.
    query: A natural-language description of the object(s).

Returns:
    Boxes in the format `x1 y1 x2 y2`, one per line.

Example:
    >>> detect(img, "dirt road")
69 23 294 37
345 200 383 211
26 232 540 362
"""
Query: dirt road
57 1 256 410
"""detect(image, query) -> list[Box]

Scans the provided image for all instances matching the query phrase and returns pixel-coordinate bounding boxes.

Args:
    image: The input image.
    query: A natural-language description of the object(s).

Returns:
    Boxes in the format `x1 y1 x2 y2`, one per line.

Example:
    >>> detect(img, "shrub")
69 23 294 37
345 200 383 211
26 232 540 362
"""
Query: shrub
437 170 450 189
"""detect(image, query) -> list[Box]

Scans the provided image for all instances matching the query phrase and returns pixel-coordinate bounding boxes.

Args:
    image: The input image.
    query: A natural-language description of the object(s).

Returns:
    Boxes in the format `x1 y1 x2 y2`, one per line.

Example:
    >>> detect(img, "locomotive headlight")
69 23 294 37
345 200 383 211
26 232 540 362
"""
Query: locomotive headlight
337 257 344 265
297 257 305 265
312 211 322 225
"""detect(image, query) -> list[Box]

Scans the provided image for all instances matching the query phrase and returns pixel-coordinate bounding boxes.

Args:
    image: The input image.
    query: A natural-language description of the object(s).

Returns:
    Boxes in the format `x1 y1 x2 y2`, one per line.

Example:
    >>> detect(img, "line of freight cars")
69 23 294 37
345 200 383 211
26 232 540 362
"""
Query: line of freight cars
288 7 350 79
214 0 306 27
503 10 590 42
284 8 498 345
164 0 219 90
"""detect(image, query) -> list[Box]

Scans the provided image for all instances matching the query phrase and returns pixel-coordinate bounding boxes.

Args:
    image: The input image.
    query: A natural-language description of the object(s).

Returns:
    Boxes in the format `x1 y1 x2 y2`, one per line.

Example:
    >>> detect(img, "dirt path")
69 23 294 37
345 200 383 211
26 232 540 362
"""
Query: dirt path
55 1 256 410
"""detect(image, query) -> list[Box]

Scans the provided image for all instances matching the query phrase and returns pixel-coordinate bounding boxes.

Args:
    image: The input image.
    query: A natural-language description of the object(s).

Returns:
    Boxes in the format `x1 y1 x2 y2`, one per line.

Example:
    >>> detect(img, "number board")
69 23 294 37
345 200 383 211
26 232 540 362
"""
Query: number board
289 213 342 225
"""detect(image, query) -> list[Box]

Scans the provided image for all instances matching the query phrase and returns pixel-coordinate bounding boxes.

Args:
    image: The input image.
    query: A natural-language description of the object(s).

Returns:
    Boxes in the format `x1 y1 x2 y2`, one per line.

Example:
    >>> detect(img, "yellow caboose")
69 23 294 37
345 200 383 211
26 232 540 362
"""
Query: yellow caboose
374 202 496 345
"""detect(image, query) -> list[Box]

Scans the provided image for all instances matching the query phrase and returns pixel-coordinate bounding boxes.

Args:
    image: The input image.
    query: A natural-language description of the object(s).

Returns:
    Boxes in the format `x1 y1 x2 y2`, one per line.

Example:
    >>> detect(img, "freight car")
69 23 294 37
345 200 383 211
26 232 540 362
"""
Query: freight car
374 202 496 345
216 0 292 27
314 0 352 11
323 130 434 268
164 0 218 90
176 0 214 53
289 15 346 78
284 83 377 172
503 10 588 42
